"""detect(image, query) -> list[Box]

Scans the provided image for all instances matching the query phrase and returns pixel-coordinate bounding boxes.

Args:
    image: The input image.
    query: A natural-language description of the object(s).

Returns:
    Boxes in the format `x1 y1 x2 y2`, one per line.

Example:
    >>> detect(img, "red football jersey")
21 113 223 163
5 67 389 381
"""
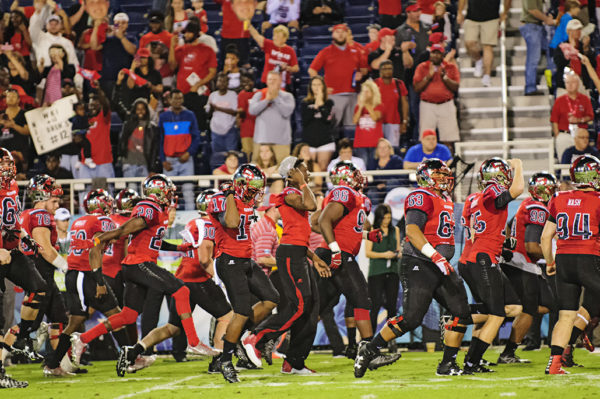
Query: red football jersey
68 215 115 272
319 186 371 256
0 180 22 250
548 190 600 255
511 197 549 263
277 187 311 247
102 213 130 278
467 183 509 263
122 200 168 265
404 188 455 248
458 192 479 264
175 217 215 283
20 208 57 256
208 194 255 259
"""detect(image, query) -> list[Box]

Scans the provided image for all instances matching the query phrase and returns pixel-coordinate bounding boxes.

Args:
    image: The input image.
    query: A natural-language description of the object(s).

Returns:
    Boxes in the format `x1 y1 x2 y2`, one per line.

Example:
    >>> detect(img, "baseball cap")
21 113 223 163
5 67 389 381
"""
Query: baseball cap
148 10 165 23
114 12 129 22
430 43 445 53
332 24 348 32
429 32 447 44
378 28 396 40
367 23 381 31
136 47 151 58
55 208 71 221
422 129 437 138
278 156 298 179
566 19 583 31
406 3 421 12
257 194 278 212
47 14 62 24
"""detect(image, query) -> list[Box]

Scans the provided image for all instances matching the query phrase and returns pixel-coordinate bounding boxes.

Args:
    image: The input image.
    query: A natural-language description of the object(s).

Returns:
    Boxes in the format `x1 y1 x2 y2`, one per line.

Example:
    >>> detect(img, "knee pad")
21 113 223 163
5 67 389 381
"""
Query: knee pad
353 308 370 321
171 286 192 315
386 316 406 338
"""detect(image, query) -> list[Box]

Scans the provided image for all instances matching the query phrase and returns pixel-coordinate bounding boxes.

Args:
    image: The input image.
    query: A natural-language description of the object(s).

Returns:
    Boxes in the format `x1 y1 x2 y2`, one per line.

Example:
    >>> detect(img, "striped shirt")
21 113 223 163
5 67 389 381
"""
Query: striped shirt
251 215 279 273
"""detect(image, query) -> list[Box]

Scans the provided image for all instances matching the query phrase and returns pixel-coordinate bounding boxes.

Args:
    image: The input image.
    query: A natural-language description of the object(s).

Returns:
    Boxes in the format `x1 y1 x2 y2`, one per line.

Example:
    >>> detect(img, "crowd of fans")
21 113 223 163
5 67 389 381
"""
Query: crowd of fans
2 0 600 210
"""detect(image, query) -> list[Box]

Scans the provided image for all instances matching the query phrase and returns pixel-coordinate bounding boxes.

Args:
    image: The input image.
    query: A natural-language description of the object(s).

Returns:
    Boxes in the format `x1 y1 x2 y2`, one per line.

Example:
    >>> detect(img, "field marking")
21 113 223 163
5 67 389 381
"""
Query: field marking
113 375 198 399
500 393 516 397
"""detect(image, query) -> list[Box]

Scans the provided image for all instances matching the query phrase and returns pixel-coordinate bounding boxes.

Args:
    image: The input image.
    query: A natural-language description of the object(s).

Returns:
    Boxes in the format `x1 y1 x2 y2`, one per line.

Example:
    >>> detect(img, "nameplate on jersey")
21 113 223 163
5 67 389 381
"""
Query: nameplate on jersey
567 199 582 207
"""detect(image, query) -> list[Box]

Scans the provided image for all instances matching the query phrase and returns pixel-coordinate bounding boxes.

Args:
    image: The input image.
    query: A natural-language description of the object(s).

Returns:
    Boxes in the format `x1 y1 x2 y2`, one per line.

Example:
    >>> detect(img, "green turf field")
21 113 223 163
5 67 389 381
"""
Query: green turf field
5 348 600 398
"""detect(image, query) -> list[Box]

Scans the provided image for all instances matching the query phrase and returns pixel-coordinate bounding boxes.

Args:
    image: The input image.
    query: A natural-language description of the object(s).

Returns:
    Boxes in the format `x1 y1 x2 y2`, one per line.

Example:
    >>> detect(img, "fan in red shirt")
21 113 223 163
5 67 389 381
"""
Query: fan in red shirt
118 189 230 376
248 24 299 88
375 60 409 147
237 73 257 159
79 20 108 72
243 157 330 374
45 189 125 376
139 11 174 50
208 164 279 383
69 175 207 371
542 155 600 374
378 0 403 28
353 80 384 163
215 0 253 66
550 73 593 135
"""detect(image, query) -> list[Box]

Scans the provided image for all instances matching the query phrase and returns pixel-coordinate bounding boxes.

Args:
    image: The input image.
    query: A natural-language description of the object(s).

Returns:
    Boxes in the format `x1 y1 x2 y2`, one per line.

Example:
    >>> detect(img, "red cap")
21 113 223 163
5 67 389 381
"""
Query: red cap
258 194 278 212
377 27 396 40
406 4 421 12
430 43 445 53
422 129 437 138
429 32 447 44
136 47 151 58
332 24 348 32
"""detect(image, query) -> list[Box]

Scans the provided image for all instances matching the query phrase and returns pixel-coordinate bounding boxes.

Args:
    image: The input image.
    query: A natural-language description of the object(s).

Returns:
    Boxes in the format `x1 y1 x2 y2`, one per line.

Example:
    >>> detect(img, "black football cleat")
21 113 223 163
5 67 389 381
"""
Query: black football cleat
561 351 583 368
346 342 358 360
368 353 401 370
116 346 133 377
219 359 240 383
463 363 495 374
480 358 497 367
354 341 378 378
235 358 260 370
497 353 531 364
261 339 276 366
208 357 220 374
0 374 28 388
436 361 463 376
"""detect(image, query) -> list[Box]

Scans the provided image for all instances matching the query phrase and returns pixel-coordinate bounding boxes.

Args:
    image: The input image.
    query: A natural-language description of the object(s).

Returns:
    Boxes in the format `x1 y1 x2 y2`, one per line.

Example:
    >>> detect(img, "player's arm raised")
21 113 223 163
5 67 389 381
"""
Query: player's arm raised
508 159 524 199
222 191 240 229
284 168 317 211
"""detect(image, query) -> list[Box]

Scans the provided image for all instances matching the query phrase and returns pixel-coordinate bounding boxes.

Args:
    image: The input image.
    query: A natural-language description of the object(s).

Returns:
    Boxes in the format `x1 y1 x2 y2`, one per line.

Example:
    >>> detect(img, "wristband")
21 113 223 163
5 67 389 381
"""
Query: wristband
420 243 436 259
91 268 106 286
300 183 308 190
328 241 341 253
51 255 68 272
93 237 101 247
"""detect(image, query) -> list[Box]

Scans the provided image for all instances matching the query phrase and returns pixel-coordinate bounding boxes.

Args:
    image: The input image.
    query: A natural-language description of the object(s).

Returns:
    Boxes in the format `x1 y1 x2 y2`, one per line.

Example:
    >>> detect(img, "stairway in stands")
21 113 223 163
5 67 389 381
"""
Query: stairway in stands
456 0 552 175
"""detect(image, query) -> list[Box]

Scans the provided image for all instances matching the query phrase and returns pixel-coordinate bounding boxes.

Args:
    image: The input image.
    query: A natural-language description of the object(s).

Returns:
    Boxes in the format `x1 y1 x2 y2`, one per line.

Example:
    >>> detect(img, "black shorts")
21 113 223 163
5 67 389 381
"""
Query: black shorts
216 253 279 316
104 271 125 308
502 264 541 315
466 253 521 317
458 262 481 303
168 279 231 327
34 277 68 325
65 270 120 317
122 261 186 314
327 251 371 311
555 254 600 311
0 250 47 293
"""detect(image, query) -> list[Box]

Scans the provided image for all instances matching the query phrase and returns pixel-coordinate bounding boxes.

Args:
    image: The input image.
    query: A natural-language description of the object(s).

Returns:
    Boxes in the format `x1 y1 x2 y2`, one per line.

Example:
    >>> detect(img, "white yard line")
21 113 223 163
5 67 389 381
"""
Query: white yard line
113 375 198 399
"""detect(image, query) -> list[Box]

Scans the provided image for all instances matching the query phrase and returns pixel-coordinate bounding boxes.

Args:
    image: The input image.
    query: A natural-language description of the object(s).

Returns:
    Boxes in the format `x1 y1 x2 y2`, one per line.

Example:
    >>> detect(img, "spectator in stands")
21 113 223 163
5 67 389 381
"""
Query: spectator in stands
5 10 32 62
364 23 381 53
43 153 73 179
261 0 301 32
301 0 343 26
550 72 593 159
215 0 252 67
378 0 402 28
549 0 581 51
413 43 460 150
553 19 594 92
78 16 108 75
118 98 160 184
255 144 279 176
292 142 323 192
213 150 240 175
30 13 79 67
458 0 509 87
99 12 137 98
0 88 30 170
560 128 600 164
222 45 242 91
169 20 217 131
308 24 367 131
83 86 114 178
301 75 336 171
159 89 201 210
6 51 35 97
38 44 75 106
191 0 209 33
367 138 404 205
237 72 257 160
249 24 299 89
403 128 452 169
375 60 409 150
369 28 406 81
140 11 174 50
353 79 384 165
520 0 555 96
123 48 163 106
418 0 439 25
431 1 452 40
166 0 191 34
249 70 295 163
251 194 280 275
327 138 366 171
206 72 239 153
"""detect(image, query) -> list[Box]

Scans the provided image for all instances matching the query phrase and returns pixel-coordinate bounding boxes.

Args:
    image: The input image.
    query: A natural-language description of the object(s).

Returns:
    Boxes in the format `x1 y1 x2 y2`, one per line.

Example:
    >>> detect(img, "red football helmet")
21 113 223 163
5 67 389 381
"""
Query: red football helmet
528 172 558 203
115 189 140 214
27 174 63 203
142 174 176 206
479 157 513 189
233 164 266 204
219 180 232 193
570 155 600 190
0 148 16 189
196 189 217 213
416 158 454 194
83 189 114 216
329 161 365 190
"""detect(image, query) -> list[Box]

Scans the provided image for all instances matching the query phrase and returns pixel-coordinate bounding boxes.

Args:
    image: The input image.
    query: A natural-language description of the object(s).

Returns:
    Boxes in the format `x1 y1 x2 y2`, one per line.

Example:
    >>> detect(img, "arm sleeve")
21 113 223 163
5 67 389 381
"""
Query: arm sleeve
160 241 179 251
405 208 428 230
495 190 513 209
272 93 295 117
309 49 325 72
524 224 544 243
248 92 270 116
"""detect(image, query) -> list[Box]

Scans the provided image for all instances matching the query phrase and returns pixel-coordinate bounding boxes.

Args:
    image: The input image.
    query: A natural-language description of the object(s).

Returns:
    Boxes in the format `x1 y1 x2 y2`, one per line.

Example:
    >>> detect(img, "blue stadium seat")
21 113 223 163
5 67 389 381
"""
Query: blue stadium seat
302 25 332 37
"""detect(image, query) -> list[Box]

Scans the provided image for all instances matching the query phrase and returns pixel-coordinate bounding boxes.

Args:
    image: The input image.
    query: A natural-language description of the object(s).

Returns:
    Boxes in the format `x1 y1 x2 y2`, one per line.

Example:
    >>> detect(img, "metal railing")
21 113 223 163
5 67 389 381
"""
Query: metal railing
499 1 509 154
